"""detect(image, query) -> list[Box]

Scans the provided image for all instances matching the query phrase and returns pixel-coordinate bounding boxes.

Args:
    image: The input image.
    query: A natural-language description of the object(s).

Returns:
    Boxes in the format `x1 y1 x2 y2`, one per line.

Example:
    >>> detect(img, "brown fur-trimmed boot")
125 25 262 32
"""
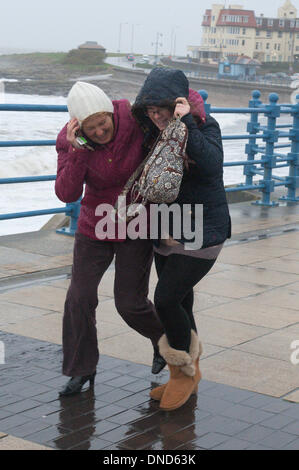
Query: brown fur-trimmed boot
150 330 202 402
150 331 202 410
150 357 201 401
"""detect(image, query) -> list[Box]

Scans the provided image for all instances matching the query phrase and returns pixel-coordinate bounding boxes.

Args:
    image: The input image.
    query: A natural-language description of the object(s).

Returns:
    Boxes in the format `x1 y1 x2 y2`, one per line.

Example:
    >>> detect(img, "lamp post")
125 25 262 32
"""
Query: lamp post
118 22 128 54
131 24 141 55
152 32 163 64
170 26 179 58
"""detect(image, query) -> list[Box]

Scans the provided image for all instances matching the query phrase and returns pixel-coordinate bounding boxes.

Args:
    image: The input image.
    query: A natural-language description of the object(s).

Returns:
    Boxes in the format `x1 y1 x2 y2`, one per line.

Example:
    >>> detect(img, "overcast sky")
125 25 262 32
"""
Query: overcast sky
1 0 297 56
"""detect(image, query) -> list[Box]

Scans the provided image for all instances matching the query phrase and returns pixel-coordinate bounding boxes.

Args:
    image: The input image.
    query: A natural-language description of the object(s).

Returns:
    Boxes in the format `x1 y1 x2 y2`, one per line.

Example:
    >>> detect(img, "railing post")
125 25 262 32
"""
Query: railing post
244 90 262 186
198 89 211 115
56 199 81 236
279 94 299 203
253 93 280 207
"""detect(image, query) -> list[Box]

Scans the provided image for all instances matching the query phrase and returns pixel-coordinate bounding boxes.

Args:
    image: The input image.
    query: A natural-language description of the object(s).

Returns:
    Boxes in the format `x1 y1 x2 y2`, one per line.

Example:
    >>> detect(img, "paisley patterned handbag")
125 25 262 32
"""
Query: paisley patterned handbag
133 117 188 203
115 117 188 220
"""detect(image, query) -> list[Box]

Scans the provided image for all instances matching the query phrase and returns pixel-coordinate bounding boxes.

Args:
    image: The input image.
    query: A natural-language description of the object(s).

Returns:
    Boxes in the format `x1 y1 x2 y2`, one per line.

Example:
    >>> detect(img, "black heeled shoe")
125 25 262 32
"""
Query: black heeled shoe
151 347 167 374
59 372 96 396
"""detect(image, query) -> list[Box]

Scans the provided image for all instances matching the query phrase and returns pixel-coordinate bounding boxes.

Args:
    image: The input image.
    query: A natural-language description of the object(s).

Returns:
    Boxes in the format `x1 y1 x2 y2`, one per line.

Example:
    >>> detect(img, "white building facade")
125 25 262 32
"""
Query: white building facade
188 1 299 63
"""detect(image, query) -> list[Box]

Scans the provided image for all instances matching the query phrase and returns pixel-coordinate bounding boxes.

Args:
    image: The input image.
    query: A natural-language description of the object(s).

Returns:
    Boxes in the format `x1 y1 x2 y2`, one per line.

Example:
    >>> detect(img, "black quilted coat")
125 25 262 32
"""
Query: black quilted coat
132 68 231 248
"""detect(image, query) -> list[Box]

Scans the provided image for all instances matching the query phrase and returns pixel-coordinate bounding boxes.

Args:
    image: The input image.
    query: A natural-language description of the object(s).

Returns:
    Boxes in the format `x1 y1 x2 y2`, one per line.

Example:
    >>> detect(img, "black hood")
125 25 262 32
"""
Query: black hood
133 67 189 107
132 67 189 144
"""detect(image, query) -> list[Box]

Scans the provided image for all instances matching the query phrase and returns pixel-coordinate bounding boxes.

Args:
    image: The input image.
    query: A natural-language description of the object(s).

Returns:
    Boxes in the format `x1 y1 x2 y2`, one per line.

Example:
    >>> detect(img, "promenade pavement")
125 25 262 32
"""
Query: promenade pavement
0 199 299 450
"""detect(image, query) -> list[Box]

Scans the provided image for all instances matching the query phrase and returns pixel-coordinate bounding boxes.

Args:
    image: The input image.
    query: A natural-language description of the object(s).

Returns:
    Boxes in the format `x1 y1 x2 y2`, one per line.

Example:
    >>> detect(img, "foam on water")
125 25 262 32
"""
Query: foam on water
0 93 67 235
0 78 19 83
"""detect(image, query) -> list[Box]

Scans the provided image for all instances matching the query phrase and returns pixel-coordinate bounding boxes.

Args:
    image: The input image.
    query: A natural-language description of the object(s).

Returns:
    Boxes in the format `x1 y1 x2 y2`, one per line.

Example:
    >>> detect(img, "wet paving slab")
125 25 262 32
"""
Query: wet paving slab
0 330 299 450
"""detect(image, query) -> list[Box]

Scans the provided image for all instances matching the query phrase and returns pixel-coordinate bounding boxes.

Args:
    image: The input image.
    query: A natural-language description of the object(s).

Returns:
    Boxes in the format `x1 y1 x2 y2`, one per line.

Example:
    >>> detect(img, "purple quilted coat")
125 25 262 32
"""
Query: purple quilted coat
55 99 145 241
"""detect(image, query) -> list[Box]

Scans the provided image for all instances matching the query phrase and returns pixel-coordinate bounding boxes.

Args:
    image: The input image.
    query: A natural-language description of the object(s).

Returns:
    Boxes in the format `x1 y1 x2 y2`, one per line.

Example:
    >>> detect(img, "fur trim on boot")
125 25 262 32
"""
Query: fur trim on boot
151 330 203 410
157 330 202 377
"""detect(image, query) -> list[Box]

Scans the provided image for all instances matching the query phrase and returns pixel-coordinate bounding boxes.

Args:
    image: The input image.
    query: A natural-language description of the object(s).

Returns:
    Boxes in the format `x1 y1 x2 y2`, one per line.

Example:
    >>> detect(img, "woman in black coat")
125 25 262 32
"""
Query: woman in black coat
132 68 231 411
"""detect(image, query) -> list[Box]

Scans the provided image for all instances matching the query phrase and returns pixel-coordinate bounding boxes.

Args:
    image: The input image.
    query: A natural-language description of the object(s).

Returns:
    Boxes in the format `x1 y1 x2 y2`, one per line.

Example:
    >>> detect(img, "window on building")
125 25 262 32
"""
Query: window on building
256 30 260 36
222 14 249 23
278 31 283 38
226 39 239 46
266 43 270 49
266 31 272 38
278 44 281 51
242 40 245 46
268 19 273 27
242 28 246 34
256 18 263 26
279 20 285 27
296 20 299 28
290 20 295 28
228 27 240 34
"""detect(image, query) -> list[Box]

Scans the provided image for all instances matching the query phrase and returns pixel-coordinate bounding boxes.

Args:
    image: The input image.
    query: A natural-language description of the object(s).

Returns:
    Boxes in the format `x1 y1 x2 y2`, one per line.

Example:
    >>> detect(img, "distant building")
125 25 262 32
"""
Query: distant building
78 41 106 53
63 41 106 65
218 55 261 80
188 1 299 63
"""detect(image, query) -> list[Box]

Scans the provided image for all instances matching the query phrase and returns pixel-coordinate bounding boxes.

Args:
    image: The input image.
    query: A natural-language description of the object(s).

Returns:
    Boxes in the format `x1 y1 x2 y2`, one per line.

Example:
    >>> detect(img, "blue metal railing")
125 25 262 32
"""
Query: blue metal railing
0 89 299 236
0 103 78 235
199 89 299 206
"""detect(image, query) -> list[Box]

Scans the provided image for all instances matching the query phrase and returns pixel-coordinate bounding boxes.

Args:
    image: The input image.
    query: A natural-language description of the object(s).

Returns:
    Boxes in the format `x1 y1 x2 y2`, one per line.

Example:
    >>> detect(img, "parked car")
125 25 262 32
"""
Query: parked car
127 54 135 61
274 72 291 79
141 55 150 63
264 73 277 79
263 73 291 82
137 55 150 64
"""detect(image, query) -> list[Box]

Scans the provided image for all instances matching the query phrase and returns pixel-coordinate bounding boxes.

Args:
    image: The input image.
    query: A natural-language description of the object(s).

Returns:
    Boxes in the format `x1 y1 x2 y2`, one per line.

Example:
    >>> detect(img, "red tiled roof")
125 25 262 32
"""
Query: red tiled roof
233 55 261 65
256 17 299 31
202 9 211 26
216 9 256 27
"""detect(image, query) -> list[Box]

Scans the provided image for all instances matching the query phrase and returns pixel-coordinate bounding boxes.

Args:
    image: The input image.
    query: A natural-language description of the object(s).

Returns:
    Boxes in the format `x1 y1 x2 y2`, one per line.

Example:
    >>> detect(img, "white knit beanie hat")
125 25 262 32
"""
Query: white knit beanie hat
67 81 114 125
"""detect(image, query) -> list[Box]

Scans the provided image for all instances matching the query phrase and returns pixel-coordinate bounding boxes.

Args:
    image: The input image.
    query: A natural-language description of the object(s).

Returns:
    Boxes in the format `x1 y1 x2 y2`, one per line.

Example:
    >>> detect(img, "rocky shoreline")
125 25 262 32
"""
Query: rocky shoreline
0 55 146 99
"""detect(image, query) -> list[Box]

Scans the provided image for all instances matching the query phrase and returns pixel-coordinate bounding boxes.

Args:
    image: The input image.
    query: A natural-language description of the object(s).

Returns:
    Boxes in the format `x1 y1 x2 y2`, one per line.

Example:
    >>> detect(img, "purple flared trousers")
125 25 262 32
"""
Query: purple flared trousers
62 232 164 376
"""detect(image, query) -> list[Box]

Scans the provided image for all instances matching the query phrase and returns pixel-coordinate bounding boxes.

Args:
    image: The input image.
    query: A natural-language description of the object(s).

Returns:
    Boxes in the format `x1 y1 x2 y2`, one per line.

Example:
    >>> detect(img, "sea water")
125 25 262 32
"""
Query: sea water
0 90 290 236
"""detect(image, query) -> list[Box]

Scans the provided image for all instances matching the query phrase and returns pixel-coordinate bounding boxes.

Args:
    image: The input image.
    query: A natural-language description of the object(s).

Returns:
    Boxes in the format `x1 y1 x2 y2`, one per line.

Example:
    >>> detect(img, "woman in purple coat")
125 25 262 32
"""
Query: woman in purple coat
55 81 165 396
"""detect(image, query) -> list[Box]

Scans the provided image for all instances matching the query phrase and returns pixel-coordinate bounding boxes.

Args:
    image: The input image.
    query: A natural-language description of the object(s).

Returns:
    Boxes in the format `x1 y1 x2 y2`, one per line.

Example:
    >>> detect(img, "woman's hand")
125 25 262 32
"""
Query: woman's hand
66 118 81 149
174 97 190 119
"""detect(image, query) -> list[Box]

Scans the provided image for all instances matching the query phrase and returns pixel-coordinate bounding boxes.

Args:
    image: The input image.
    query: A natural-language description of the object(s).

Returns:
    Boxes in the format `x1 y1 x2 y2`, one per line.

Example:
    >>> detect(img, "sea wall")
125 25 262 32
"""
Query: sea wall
2 65 293 106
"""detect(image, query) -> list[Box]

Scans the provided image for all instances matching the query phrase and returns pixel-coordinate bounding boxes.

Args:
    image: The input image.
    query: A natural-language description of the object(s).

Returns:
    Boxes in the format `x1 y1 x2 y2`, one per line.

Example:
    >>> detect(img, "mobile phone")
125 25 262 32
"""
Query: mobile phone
75 135 95 151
